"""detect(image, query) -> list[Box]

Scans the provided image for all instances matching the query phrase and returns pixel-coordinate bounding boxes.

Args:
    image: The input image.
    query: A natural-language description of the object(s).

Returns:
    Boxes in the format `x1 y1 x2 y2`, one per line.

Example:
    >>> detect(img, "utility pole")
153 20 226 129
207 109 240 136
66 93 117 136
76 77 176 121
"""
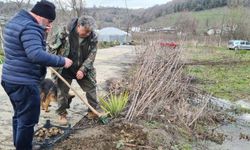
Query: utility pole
124 0 130 42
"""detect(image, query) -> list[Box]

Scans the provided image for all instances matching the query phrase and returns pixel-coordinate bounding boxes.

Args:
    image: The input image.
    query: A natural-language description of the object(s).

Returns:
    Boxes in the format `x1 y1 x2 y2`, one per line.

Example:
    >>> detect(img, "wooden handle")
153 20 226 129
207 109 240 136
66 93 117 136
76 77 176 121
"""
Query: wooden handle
48 67 101 117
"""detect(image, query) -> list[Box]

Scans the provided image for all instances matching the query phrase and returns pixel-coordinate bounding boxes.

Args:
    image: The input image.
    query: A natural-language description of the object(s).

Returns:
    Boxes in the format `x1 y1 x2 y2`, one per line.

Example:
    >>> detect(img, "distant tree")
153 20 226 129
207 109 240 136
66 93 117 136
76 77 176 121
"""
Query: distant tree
224 7 250 40
104 17 112 23
55 0 85 17
227 0 242 7
172 0 228 12
0 1 3 7
14 0 31 9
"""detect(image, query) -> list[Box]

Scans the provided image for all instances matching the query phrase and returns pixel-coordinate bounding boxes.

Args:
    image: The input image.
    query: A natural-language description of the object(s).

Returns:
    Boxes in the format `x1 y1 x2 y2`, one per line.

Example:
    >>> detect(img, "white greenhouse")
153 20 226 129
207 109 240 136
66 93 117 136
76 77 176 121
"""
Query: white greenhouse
97 27 131 44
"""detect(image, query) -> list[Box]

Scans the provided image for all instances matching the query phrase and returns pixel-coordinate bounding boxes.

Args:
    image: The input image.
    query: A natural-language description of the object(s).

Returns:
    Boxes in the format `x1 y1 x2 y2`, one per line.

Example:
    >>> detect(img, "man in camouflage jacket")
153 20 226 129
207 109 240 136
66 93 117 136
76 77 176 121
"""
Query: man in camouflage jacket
49 16 98 125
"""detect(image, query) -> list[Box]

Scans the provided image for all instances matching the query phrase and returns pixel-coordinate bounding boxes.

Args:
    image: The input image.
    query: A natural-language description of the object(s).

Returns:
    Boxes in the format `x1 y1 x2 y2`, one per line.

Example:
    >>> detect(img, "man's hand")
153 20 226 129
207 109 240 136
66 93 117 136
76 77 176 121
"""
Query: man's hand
64 58 73 68
76 70 85 80
45 24 52 33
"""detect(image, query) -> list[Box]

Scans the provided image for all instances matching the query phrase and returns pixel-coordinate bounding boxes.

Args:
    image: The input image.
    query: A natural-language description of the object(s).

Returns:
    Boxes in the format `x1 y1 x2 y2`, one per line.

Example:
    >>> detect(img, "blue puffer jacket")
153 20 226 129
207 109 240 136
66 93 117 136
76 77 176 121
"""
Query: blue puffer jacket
2 10 65 85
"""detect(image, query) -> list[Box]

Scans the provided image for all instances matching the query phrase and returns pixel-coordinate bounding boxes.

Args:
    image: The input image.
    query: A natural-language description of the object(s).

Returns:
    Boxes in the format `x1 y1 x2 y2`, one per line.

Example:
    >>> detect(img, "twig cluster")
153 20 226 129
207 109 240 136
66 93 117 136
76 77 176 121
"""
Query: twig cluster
125 41 208 128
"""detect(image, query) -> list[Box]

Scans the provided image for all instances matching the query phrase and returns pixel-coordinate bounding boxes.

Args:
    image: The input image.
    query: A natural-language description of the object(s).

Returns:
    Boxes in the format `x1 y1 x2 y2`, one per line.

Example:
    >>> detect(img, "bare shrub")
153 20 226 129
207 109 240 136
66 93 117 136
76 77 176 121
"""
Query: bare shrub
125 40 208 129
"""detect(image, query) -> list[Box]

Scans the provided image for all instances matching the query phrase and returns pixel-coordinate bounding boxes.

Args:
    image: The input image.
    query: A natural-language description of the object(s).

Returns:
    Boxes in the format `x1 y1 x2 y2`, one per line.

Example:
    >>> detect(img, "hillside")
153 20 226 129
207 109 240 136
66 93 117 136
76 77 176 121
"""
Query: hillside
0 1 250 32
142 7 250 33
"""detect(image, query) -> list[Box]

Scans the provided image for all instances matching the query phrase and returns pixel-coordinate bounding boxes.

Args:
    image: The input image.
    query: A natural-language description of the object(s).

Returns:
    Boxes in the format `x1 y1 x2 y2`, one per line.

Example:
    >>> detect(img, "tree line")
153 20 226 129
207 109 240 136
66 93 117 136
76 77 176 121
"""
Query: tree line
0 0 250 31
171 0 250 12
172 0 227 12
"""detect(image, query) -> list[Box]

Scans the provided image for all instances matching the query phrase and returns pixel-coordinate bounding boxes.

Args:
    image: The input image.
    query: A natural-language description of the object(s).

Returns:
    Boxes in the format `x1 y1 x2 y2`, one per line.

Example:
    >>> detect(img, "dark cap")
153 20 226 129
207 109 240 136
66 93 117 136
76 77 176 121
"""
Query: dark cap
31 0 56 21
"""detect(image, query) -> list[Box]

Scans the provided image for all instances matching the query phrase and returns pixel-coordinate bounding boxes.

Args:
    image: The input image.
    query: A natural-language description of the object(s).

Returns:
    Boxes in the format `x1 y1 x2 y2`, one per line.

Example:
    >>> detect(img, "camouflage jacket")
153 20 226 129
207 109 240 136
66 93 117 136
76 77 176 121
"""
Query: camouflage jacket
49 18 98 85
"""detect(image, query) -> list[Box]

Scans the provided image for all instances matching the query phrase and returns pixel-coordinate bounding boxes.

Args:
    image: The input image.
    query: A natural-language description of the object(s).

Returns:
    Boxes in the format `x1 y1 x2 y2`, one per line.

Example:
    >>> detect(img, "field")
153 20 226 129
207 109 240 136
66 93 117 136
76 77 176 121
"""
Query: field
185 44 250 101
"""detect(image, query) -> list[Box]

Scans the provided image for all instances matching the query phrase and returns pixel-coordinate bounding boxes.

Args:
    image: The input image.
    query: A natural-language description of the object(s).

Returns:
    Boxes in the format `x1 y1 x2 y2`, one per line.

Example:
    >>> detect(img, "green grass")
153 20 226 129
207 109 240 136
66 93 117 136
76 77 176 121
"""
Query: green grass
233 105 250 114
172 143 192 150
186 46 250 101
184 45 250 62
97 41 120 49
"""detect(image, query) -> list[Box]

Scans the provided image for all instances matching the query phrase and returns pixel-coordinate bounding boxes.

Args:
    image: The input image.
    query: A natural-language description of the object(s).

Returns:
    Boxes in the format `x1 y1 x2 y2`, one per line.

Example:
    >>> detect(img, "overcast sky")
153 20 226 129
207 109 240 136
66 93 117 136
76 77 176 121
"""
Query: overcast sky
85 0 171 9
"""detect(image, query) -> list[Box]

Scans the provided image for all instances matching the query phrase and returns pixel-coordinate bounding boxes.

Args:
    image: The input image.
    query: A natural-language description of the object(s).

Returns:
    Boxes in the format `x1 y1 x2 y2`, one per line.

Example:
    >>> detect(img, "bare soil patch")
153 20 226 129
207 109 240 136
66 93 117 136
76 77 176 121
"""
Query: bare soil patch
54 119 150 150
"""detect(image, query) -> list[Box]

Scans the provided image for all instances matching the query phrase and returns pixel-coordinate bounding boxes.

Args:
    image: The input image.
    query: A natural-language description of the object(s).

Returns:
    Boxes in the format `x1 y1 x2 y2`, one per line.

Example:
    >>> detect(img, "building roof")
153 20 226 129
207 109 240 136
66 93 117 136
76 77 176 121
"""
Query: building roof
98 27 128 35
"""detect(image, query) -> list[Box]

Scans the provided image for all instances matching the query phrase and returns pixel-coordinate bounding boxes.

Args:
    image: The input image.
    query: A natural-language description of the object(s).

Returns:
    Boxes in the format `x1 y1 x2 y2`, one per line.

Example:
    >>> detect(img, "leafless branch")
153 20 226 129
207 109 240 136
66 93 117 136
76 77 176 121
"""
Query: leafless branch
125 38 209 129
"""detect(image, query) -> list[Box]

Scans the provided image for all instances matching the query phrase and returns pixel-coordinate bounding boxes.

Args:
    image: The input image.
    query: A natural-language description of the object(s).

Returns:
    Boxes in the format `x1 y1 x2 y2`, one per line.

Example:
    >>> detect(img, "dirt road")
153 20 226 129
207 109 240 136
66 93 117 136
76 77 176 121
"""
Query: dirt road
0 45 135 149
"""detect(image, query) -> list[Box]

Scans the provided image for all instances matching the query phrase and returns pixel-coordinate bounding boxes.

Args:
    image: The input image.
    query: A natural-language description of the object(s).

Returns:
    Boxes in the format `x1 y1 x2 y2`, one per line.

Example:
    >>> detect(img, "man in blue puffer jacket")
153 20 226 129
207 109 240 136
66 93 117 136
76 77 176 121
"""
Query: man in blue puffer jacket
1 1 72 149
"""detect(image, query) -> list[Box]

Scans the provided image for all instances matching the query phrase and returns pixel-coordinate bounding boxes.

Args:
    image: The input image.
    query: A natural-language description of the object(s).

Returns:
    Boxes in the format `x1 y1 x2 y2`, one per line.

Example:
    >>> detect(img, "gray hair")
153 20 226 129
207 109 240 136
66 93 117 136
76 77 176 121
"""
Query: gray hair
78 15 97 30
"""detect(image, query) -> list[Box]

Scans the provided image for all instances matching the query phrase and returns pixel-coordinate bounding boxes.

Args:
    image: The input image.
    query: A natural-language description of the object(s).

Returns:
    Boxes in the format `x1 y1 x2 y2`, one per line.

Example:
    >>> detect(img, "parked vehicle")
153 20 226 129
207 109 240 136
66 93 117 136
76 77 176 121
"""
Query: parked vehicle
160 42 178 49
228 40 250 50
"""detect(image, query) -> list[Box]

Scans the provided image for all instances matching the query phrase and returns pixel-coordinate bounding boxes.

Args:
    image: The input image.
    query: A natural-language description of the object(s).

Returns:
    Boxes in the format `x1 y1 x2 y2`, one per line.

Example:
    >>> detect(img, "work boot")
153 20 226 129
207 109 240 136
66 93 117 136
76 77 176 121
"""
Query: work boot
86 111 98 120
58 114 68 125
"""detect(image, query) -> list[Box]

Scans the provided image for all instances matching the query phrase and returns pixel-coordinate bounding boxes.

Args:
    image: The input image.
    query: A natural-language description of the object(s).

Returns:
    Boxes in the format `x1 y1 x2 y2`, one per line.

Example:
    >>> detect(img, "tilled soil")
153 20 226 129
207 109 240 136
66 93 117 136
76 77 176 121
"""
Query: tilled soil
53 118 149 150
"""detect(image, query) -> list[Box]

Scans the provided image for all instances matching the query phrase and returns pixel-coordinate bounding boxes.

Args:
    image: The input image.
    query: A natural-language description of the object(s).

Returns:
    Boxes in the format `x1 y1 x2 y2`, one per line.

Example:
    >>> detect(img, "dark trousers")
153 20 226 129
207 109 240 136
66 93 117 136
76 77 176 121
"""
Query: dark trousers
56 72 98 115
1 81 40 150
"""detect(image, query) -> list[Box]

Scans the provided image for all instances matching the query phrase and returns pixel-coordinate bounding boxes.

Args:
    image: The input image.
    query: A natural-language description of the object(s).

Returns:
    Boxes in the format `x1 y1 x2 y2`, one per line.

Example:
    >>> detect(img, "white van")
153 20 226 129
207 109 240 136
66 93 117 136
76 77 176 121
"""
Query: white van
228 40 250 50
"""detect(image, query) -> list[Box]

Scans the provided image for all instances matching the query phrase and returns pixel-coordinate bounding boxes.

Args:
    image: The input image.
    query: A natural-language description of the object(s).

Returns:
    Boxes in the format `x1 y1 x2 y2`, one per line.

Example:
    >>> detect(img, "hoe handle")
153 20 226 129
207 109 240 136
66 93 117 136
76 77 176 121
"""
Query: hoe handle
48 67 101 117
